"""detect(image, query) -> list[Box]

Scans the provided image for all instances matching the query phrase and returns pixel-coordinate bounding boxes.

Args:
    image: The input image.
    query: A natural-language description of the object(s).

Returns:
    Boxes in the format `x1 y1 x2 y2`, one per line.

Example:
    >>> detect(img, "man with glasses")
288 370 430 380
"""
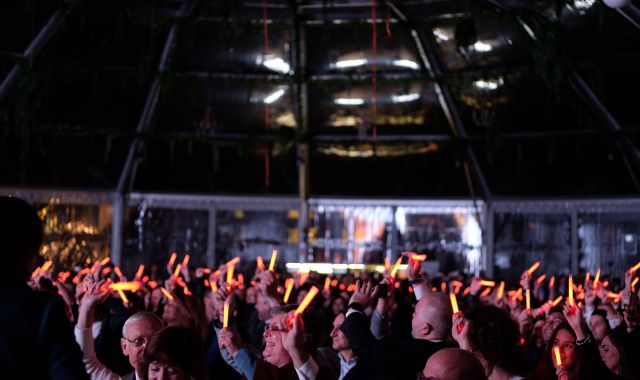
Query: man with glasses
75 281 164 380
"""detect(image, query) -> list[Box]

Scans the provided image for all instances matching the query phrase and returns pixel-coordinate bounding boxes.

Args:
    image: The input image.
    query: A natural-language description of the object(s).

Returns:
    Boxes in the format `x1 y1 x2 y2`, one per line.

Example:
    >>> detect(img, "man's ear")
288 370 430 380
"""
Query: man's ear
421 323 432 337
120 337 128 356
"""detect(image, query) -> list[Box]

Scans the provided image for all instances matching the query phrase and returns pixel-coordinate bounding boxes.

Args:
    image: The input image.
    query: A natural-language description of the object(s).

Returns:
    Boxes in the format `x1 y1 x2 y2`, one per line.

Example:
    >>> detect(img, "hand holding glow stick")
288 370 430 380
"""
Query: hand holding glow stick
527 262 540 275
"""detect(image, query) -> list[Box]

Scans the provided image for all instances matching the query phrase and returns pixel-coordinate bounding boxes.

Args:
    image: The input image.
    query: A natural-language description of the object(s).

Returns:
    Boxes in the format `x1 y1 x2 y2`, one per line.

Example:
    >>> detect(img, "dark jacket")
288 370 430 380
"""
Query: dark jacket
340 311 450 380
0 284 89 379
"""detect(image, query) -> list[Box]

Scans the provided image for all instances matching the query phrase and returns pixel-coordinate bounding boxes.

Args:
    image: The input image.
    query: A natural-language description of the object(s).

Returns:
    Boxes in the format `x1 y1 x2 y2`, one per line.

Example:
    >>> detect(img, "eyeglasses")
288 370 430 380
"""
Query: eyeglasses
123 337 149 348
419 374 436 380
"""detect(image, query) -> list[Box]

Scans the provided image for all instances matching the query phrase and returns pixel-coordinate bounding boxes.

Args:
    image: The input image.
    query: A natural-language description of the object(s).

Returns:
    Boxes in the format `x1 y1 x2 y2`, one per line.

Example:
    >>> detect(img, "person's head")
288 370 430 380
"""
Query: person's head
589 310 610 343
330 313 350 353
262 306 295 368
599 332 630 377
542 309 566 344
141 326 205 380
332 297 347 316
121 312 164 372
246 286 257 305
202 290 217 322
462 305 524 377
421 348 487 380
0 196 43 284
255 292 272 321
161 299 191 328
412 293 452 341
550 323 578 373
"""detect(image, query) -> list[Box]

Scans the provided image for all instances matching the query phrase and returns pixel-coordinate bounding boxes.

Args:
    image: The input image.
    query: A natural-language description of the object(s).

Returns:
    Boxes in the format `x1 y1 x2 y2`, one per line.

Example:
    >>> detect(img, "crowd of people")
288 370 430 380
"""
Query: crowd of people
2 195 640 380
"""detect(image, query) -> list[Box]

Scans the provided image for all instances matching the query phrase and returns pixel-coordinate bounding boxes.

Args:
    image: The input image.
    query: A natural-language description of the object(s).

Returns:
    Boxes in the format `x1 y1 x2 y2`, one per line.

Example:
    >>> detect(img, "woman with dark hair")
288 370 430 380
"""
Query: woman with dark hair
141 326 206 380
452 304 526 379
599 331 633 378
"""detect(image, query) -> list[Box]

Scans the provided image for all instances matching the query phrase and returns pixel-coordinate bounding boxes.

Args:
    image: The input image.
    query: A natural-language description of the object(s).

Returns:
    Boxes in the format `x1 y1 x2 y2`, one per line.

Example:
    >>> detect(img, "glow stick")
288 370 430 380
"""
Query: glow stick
451 280 463 288
210 280 218 292
298 272 308 286
202 268 211 274
526 289 531 310
479 280 496 287
527 262 540 275
161 287 173 301
256 256 265 271
109 282 142 292
552 296 563 306
237 274 244 287
441 282 447 292
226 257 240 266
284 278 295 303
102 267 111 275
173 264 181 277
480 287 491 297
607 292 620 300
331 279 338 287
403 252 427 261
568 275 574 307
117 289 129 304
450 293 459 314
182 255 190 268
269 250 278 271
630 262 640 274
324 277 331 291
347 284 356 292
114 267 123 278
632 277 639 288
463 287 471 296
497 281 505 299
295 286 319 315
41 260 53 271
390 257 402 278
384 258 391 272
594 269 601 287
554 346 562 366
168 253 177 267
100 257 110 266
142 276 149 283
147 280 158 289
585 272 590 284
223 302 230 328
536 275 546 284
135 265 144 280
227 264 235 285
550 276 555 288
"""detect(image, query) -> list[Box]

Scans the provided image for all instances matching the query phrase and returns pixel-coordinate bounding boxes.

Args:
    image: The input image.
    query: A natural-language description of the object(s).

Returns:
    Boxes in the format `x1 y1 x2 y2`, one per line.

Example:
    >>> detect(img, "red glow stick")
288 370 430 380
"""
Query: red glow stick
450 293 459 314
441 282 447 292
269 250 278 271
527 262 540 275
284 278 295 303
480 287 491 297
114 266 123 279
295 286 319 316
463 287 471 296
550 276 555 288
147 280 158 289
384 258 391 272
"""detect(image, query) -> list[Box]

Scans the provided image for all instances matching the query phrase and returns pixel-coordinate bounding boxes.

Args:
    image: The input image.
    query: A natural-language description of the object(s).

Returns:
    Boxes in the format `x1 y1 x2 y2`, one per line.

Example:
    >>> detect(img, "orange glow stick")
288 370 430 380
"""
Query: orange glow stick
441 282 447 292
135 265 144 280
384 258 391 272
480 287 491 297
114 267 123 278
109 282 142 292
223 302 230 328
256 256 265 271
403 252 427 261
298 272 308 286
568 275 574 307
552 296 563 306
554 346 562 366
463 287 471 296
324 277 331 291
182 255 190 268
237 274 244 286
630 262 640 274
585 272 590 284
284 278 295 303
202 268 211 274
269 250 278 271
550 276 555 288
173 264 181 277
536 275 546 284
451 280 463 288
527 262 540 275
594 269 601 287
161 287 174 301
117 289 129 304
41 260 53 271
479 280 496 287
526 289 531 310
450 293 459 314
607 292 621 300
142 275 149 283
226 257 241 266
102 267 111 275
168 253 177 267
100 257 110 266
227 265 235 285
347 284 356 292
331 279 338 287
147 280 158 289
295 286 319 315
390 257 402 278
210 280 218 292
632 277 639 288
497 281 505 299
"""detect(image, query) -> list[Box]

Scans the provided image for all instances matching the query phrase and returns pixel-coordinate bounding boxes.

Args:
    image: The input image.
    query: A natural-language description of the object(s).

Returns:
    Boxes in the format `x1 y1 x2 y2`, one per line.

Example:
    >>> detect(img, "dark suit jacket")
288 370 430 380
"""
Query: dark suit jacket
0 284 89 379
340 311 450 380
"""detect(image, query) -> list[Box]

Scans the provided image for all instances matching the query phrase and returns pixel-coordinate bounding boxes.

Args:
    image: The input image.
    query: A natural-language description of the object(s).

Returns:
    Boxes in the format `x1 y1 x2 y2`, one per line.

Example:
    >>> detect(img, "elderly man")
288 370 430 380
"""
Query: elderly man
422 348 487 380
0 196 89 379
75 281 164 380
340 281 452 380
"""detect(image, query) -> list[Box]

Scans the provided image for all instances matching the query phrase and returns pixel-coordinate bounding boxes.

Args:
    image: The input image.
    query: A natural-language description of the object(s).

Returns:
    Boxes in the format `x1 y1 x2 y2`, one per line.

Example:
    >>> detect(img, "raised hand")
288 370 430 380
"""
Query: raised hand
349 280 379 309
218 326 242 356
452 312 470 351
284 313 309 367
375 276 394 315
562 303 587 341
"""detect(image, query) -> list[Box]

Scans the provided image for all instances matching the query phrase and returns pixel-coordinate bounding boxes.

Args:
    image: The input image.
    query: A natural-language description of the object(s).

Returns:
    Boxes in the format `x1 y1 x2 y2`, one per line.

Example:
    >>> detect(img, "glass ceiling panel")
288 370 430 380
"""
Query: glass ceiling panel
308 79 450 135
0 0 61 54
47 6 170 69
305 23 423 75
448 70 601 135
473 135 637 196
29 62 153 131
154 76 296 134
133 140 298 194
0 133 130 189
310 141 469 196
173 22 293 74
428 15 532 71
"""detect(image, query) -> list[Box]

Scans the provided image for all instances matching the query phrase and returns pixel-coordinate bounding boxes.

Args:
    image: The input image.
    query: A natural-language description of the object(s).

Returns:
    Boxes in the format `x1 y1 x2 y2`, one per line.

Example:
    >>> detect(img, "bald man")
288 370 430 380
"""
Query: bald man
412 292 453 341
422 348 487 380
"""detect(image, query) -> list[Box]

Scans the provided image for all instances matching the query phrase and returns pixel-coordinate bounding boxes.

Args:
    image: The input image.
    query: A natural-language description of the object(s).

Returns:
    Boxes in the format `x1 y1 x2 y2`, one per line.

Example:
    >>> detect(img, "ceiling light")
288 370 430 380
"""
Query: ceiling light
391 93 420 103
474 79 501 90
334 59 368 69
256 55 290 74
392 59 420 70
473 41 492 52
335 98 365 106
264 88 286 104
432 29 450 41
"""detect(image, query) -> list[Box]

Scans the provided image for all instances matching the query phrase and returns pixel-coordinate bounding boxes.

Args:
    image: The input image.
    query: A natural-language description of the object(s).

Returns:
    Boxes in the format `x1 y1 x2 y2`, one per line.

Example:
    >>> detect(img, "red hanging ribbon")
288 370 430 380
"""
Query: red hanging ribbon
386 3 392 40
371 0 377 138
263 0 270 189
